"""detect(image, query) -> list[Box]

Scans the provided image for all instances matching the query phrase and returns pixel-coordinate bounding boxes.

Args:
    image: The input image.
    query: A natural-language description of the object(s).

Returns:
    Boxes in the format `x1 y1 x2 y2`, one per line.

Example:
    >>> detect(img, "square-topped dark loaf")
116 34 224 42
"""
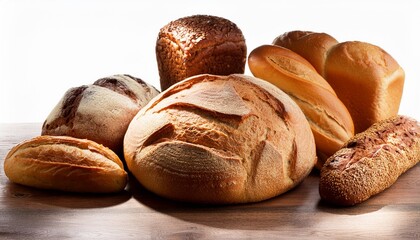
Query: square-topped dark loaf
156 15 247 91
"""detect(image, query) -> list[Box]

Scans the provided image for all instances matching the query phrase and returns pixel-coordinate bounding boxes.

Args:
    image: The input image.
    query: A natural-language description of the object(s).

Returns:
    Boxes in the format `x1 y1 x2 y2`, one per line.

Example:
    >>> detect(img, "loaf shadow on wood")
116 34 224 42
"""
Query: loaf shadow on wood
316 198 384 215
129 172 319 230
2 181 132 209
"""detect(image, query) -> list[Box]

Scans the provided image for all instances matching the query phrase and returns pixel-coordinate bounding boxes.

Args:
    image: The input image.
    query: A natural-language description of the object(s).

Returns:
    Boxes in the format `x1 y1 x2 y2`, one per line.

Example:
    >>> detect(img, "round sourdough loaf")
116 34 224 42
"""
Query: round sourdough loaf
124 74 316 204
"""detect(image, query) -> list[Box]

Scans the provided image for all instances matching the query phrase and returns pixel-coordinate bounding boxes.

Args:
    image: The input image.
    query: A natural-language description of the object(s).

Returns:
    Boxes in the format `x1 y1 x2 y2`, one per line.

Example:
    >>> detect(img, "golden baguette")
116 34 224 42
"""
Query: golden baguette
248 44 354 168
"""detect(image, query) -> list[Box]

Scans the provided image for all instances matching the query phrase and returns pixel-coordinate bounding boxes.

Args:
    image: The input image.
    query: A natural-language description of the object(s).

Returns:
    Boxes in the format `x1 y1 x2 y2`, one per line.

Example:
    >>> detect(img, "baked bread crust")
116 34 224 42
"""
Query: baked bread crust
273 30 338 76
42 74 159 155
156 15 247 91
124 74 316 204
325 41 405 133
319 115 420 206
248 45 354 169
273 31 405 133
4 135 128 193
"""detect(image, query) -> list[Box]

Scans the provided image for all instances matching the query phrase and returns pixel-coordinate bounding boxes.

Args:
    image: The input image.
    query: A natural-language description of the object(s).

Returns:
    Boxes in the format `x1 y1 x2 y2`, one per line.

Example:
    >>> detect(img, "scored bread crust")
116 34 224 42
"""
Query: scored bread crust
319 115 420 206
124 74 316 204
248 45 354 169
4 135 128 193
156 15 247 91
42 74 159 155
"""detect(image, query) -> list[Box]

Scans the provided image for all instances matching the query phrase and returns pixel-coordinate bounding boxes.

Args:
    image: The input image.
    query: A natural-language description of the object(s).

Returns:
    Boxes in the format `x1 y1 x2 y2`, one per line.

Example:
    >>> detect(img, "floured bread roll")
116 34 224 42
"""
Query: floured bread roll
124 74 316 204
156 15 247 91
42 74 159 155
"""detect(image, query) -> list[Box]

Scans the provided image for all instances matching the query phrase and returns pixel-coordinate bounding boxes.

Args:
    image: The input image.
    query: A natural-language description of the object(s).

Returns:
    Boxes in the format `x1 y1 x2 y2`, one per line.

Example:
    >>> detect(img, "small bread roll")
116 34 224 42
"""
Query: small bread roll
42 74 159 155
320 115 420 206
124 74 316 204
273 31 405 133
4 135 128 193
156 15 247 91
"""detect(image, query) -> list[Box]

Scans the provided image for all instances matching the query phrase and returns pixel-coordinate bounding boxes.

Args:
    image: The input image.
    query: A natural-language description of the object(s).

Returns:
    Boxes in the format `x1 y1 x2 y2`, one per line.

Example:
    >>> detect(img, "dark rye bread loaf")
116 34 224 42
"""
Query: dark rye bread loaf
319 115 420 206
156 15 247 91
42 74 159 155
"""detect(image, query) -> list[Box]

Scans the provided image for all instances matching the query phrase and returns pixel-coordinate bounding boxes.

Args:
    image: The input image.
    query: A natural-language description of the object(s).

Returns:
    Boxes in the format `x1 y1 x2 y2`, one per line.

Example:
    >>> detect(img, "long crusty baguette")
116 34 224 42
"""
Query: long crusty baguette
248 44 354 169
274 31 405 133
4 135 128 193
319 115 419 206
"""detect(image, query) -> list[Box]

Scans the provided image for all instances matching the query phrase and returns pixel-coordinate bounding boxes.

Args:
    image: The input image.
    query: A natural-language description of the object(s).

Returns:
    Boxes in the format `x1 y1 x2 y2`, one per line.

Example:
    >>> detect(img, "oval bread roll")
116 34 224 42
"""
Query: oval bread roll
124 74 316 204
4 135 128 193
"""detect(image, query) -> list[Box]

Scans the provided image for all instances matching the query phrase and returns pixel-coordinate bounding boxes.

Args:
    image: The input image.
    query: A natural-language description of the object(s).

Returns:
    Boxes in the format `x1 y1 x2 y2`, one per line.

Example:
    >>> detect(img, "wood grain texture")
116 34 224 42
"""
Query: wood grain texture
1 123 419 239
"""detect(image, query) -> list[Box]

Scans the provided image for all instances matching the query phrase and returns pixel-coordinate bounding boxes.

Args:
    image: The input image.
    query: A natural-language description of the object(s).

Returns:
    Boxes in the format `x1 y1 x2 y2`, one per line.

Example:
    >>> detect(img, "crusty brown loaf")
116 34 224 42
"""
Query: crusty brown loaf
324 41 405 133
319 115 420 206
42 74 159 155
124 74 316 204
248 45 354 169
4 135 128 193
273 31 338 76
156 15 247 91
273 31 405 133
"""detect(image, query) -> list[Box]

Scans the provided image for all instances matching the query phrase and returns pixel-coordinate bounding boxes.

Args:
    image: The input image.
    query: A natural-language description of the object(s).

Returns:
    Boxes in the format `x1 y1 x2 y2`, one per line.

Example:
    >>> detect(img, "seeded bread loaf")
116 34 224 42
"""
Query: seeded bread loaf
156 15 247 91
319 115 420 206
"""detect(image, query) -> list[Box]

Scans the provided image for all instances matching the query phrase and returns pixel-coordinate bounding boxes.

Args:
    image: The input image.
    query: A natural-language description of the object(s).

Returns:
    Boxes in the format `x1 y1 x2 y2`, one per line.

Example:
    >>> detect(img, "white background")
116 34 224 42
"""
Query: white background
1 0 419 123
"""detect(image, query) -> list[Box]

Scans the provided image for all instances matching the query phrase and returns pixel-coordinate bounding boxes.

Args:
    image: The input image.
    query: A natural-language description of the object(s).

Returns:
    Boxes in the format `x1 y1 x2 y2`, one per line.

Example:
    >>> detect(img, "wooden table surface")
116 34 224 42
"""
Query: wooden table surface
1 123 419 239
